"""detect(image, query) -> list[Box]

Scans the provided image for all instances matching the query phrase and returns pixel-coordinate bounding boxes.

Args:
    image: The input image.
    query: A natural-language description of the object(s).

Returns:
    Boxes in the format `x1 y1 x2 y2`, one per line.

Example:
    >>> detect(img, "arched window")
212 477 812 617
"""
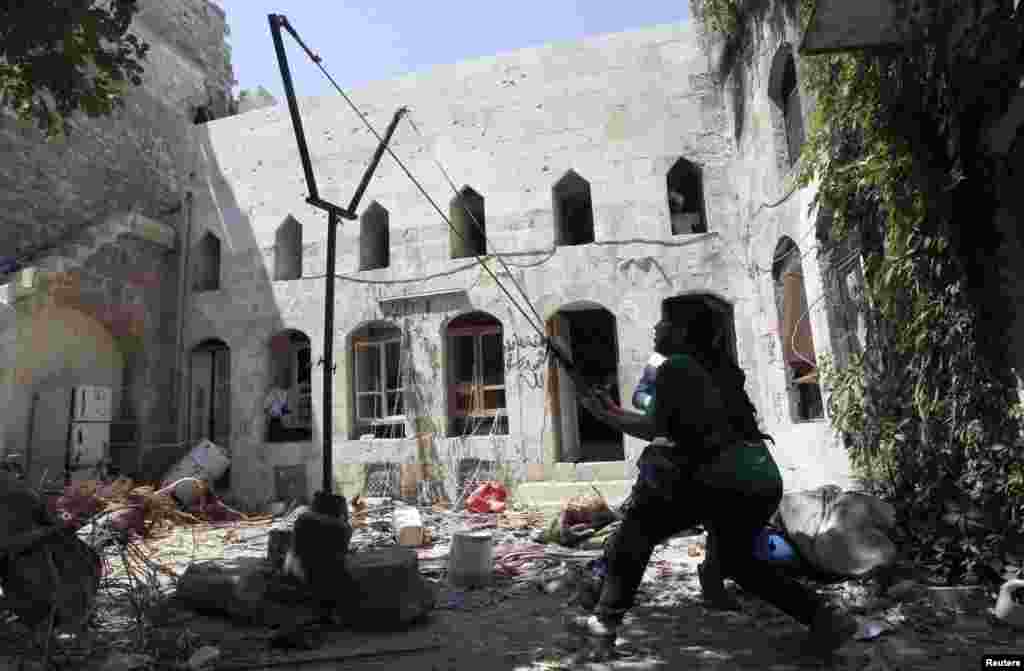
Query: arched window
449 186 486 259
266 330 312 442
772 237 823 421
194 232 221 292
446 311 507 437
666 158 707 234
552 170 595 246
769 44 805 168
359 201 390 270
274 215 303 281
351 322 405 439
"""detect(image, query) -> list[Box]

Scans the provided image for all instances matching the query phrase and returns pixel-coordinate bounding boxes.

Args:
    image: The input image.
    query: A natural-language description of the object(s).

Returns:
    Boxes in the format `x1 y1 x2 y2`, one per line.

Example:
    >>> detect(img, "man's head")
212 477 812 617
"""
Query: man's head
653 319 689 356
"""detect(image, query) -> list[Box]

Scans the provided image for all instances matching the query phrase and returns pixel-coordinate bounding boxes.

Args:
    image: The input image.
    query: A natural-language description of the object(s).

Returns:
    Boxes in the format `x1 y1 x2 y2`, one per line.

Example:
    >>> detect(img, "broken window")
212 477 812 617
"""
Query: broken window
666 158 707 234
266 330 313 442
449 186 486 259
274 216 303 281
446 312 507 437
352 322 406 439
193 232 221 292
189 339 231 448
359 201 390 270
772 237 823 421
553 170 595 246
769 45 806 168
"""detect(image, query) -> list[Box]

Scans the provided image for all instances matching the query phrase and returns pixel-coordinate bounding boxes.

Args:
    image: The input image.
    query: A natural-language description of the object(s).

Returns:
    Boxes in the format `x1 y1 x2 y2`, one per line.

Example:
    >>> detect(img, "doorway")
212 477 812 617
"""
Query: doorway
549 305 623 463
189 339 231 447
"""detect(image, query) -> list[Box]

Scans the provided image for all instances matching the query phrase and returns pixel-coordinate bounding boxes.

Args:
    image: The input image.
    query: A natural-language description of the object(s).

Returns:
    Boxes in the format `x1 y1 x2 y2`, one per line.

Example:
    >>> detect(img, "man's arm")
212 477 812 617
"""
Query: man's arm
580 393 656 441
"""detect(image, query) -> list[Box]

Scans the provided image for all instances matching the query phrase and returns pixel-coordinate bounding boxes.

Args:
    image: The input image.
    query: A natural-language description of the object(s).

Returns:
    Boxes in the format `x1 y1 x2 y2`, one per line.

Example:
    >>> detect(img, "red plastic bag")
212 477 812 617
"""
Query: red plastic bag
465 481 508 514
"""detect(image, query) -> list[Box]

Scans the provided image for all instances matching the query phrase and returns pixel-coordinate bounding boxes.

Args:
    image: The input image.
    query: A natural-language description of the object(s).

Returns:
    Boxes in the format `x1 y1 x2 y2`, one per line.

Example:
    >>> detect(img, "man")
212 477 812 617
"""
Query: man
570 310 857 659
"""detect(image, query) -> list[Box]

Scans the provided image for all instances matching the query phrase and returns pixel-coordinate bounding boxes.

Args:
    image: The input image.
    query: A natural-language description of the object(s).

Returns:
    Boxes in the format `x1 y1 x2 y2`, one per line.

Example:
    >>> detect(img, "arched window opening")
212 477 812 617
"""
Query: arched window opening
265 330 313 442
446 312 507 437
772 237 823 421
274 215 303 281
351 322 406 439
769 45 806 168
189 339 231 449
449 186 486 259
666 158 707 234
193 232 221 292
552 170 595 246
193 106 212 125
359 202 390 271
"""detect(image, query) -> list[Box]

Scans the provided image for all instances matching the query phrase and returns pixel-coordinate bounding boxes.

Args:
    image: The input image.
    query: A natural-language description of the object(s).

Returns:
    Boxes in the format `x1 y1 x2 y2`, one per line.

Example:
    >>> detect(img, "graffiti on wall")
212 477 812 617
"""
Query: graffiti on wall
504 331 547 390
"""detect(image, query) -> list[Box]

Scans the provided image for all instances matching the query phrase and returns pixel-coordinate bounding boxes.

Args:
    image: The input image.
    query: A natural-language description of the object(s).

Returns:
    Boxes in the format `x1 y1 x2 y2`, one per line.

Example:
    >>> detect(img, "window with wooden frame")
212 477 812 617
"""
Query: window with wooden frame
353 324 406 439
446 312 507 437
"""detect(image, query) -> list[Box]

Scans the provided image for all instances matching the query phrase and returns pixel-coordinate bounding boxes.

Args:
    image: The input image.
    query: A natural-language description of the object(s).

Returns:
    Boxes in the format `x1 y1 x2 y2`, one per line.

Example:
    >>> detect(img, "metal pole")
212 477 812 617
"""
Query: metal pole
269 14 320 203
322 209 338 494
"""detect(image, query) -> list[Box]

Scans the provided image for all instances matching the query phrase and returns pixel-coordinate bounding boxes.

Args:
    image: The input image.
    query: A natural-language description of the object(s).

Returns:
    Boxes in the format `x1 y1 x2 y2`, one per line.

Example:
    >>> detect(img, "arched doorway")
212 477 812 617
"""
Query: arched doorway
189 339 231 446
548 303 623 463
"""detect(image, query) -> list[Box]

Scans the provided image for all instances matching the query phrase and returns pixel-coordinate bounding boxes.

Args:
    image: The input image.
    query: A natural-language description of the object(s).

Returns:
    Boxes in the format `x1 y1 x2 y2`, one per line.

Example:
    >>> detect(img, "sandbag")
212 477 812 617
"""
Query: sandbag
772 485 897 579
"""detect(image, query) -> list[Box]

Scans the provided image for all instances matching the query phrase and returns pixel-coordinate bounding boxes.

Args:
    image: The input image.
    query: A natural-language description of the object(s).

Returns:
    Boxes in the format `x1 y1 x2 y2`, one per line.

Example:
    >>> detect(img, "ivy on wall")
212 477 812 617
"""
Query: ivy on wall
696 0 1024 585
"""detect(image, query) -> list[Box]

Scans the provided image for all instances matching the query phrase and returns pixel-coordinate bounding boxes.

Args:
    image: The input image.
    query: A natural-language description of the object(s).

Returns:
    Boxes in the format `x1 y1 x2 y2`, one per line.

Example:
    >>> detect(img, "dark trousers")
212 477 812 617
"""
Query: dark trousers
596 469 823 626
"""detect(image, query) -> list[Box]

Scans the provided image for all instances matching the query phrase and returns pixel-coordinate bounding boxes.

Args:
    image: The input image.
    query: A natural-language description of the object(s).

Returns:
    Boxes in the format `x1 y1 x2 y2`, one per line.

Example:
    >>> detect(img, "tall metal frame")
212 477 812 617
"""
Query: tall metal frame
269 14 407 496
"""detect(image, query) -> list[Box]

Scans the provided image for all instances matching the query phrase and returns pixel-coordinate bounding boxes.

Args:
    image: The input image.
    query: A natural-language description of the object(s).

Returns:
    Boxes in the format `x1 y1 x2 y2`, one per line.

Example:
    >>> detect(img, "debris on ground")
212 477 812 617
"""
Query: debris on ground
4 471 1016 671
464 481 508 514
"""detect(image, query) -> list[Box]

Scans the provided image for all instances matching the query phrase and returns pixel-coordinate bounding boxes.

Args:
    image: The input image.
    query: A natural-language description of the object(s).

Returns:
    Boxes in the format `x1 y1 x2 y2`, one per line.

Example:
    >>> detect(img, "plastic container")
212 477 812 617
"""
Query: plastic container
753 527 797 564
161 439 230 488
448 530 494 588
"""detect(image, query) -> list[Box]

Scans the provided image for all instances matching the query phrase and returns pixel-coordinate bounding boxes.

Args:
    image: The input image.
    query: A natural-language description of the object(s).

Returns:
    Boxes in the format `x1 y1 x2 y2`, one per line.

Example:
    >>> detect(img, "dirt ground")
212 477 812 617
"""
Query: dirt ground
2 519 1020 671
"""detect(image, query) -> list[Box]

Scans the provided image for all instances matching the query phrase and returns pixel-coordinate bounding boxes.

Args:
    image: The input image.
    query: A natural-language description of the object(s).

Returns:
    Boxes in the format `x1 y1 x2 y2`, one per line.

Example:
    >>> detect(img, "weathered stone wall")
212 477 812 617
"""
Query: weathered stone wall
692 4 853 491
189 18 851 509
0 0 232 476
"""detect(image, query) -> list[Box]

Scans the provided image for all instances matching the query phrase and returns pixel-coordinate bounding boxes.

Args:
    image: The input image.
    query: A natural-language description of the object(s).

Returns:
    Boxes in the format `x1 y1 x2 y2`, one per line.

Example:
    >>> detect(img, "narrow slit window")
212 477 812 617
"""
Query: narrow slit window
274 215 303 280
666 158 707 234
359 202 390 270
194 232 221 292
449 186 486 259
553 170 595 246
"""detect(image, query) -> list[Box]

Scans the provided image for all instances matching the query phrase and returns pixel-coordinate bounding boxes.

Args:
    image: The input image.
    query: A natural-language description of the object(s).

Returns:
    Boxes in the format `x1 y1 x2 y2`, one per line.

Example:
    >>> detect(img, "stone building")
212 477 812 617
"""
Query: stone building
184 10 861 509
0 0 234 485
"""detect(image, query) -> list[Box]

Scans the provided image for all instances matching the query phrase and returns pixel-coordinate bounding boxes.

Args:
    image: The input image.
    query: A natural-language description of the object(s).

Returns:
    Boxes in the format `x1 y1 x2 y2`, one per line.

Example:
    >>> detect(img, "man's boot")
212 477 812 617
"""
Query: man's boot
806 605 858 658
699 528 741 611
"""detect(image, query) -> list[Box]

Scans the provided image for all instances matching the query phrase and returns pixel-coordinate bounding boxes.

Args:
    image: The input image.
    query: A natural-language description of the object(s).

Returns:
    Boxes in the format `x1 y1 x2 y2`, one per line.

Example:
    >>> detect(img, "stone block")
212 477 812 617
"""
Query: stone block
339 547 436 631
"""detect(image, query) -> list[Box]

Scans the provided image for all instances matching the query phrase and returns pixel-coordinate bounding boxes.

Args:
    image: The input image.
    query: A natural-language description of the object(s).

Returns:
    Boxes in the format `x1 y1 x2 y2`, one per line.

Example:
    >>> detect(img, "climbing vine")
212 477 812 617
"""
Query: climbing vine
696 0 1024 585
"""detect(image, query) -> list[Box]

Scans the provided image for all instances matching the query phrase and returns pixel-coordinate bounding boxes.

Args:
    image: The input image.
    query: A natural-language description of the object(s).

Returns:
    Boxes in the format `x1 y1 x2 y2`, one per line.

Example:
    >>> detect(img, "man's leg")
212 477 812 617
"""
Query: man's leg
698 523 741 610
592 478 698 625
707 488 857 656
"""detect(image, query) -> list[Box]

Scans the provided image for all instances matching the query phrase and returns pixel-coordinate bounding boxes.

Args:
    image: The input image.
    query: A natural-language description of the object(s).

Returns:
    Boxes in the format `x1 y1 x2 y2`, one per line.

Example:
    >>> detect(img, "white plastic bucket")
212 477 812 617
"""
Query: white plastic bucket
162 439 230 488
448 530 493 588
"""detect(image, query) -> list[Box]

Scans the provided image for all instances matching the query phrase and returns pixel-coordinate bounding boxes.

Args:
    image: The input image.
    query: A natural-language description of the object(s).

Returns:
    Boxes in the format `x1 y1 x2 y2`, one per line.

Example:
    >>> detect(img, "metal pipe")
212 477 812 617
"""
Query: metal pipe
176 191 194 449
322 208 339 493
347 107 407 214
269 14 320 203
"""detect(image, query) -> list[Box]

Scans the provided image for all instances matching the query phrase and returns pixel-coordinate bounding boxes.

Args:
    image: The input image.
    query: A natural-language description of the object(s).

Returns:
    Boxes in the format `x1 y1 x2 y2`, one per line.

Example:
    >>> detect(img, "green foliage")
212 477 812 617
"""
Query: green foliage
701 0 1024 585
0 0 150 138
